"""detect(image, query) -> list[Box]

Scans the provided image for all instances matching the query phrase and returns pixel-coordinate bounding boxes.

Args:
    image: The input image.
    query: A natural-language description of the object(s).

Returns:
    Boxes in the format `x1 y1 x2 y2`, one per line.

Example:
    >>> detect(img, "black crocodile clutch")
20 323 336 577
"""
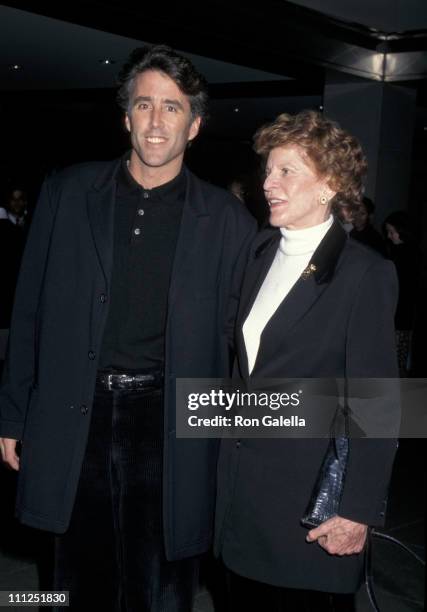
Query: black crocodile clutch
300 434 349 529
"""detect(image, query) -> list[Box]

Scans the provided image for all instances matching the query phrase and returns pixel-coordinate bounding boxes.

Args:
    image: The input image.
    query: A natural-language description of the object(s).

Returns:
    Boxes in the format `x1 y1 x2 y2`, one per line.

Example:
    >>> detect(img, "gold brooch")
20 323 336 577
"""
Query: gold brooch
301 263 317 280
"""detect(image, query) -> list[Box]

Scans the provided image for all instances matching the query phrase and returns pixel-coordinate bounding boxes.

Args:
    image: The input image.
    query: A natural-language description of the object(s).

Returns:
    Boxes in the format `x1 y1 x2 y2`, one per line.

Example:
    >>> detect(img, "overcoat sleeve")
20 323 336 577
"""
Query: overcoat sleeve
0 179 56 440
339 258 400 526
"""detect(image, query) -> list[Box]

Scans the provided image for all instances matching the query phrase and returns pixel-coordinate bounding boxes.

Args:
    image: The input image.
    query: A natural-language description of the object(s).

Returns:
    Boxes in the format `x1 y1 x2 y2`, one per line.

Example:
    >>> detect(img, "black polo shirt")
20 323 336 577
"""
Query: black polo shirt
99 155 186 370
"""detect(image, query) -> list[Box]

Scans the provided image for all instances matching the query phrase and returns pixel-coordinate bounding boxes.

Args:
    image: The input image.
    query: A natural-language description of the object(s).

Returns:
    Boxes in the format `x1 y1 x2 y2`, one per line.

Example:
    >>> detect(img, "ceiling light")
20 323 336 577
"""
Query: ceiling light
233 107 240 113
9 64 22 71
99 59 115 65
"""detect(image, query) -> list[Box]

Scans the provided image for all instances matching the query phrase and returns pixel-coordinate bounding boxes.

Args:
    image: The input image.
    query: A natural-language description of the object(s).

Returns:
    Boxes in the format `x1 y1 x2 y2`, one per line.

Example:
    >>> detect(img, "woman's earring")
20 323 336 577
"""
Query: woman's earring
320 194 328 205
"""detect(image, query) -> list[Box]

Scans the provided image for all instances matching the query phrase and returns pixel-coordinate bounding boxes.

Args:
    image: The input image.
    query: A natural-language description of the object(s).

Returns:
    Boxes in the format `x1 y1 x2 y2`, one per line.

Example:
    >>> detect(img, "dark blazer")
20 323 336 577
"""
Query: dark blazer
0 158 256 561
215 220 399 593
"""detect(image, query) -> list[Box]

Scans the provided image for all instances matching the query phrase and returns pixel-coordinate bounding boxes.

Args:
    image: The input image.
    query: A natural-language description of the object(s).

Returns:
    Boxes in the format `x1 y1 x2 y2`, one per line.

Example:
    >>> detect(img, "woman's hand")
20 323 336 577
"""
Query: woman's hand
0 437 20 471
306 516 367 555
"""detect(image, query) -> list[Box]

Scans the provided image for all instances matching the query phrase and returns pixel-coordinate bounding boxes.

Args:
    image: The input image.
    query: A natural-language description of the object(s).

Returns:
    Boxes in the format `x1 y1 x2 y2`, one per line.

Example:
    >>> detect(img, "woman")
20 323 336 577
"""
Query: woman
383 210 421 375
215 111 399 611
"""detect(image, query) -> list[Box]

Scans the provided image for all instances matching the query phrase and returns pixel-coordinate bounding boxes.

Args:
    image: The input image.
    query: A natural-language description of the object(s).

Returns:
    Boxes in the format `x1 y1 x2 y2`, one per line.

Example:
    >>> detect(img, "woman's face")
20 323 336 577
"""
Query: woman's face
263 145 335 229
385 223 402 245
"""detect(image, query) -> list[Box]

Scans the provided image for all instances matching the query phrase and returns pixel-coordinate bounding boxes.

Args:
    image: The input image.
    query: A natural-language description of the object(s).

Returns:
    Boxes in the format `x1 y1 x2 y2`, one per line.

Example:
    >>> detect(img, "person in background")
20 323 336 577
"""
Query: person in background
383 210 421 375
349 196 387 256
215 110 398 611
228 173 269 227
5 188 29 229
0 44 255 612
228 177 247 203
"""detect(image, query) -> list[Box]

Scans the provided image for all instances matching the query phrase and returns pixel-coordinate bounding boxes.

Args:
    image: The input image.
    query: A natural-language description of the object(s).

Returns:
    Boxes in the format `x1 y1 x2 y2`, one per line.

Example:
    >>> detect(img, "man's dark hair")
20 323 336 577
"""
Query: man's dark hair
117 45 209 124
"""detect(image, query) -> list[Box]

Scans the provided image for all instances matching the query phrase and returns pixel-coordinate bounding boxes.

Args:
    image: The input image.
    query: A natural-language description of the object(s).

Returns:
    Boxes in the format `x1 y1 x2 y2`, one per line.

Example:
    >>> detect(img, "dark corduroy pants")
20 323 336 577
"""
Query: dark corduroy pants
53 387 198 612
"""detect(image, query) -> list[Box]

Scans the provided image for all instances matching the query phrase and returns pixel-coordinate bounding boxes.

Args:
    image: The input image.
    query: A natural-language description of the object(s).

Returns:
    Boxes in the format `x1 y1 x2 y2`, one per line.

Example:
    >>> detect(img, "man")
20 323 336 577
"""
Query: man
0 45 255 611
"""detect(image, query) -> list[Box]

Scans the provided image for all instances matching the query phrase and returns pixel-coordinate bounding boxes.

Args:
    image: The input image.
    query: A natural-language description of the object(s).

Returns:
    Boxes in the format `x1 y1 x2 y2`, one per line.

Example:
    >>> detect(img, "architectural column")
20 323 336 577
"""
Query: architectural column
323 71 417 225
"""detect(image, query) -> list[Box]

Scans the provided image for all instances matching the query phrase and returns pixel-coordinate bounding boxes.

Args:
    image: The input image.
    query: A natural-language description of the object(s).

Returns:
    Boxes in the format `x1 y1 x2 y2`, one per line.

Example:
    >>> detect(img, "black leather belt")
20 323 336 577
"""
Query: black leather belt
96 369 164 391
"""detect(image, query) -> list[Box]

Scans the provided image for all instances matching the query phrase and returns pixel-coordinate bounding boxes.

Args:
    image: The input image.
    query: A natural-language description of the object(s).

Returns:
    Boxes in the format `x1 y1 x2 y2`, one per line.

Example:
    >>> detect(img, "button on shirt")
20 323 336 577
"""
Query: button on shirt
99 155 186 370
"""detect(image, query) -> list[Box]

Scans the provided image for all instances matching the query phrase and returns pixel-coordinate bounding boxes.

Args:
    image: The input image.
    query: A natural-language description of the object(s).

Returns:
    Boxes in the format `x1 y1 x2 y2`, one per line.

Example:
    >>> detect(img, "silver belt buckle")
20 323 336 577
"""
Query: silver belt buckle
123 374 134 387
106 373 114 391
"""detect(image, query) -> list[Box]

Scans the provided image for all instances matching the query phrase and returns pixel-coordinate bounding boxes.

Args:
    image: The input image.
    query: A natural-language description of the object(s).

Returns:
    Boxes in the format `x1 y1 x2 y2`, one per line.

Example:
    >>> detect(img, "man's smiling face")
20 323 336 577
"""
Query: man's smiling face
125 69 200 183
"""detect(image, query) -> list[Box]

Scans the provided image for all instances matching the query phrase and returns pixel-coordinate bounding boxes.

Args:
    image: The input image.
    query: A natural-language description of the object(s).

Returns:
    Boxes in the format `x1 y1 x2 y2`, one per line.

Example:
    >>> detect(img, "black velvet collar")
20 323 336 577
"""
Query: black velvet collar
254 218 347 285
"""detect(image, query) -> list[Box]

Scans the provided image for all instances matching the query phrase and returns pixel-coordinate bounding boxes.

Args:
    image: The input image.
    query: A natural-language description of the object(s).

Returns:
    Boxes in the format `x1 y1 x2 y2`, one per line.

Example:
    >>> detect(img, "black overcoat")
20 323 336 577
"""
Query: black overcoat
0 218 24 328
0 159 256 560
215 220 399 592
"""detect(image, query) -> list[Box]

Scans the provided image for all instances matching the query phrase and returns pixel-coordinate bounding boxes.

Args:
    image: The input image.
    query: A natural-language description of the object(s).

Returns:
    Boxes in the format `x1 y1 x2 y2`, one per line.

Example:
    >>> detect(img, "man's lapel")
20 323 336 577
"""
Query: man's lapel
86 160 119 287
167 169 210 308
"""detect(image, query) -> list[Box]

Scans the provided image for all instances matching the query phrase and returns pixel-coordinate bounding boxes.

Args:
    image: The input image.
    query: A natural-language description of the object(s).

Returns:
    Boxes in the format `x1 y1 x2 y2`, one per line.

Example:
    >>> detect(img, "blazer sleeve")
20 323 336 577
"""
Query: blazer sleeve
339 258 400 526
0 179 56 440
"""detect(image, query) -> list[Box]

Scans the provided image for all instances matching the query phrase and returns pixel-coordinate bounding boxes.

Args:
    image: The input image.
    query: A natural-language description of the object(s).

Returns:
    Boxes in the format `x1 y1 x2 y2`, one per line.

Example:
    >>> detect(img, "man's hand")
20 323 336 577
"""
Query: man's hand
0 438 20 471
306 515 367 555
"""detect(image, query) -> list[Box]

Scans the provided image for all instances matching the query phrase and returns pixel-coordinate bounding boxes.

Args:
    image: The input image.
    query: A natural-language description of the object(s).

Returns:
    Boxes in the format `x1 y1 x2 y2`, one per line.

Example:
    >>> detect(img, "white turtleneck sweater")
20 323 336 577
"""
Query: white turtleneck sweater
243 215 333 374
